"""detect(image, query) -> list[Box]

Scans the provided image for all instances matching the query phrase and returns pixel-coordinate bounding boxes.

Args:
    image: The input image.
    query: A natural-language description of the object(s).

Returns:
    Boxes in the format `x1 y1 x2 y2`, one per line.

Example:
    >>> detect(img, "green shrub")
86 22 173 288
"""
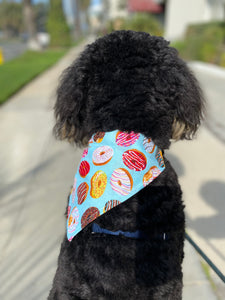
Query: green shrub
172 22 225 66
220 52 225 67
186 21 225 39
106 13 163 36
47 0 71 47
124 13 163 36
192 25 223 63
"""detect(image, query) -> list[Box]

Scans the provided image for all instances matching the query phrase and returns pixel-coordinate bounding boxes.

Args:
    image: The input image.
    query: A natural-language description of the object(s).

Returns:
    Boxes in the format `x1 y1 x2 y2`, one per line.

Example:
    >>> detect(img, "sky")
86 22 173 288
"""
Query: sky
0 0 101 9
63 0 102 17
2 0 101 6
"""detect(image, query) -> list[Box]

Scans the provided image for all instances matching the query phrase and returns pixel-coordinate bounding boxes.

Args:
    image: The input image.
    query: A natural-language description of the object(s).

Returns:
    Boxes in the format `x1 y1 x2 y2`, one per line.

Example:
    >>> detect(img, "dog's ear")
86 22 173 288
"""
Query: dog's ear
144 46 205 149
53 57 89 147
172 66 205 141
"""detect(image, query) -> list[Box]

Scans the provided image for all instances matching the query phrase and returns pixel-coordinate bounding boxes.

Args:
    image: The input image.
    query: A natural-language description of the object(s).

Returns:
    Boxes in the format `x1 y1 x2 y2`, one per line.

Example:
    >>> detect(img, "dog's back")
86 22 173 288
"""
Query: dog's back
49 159 184 299
49 31 204 300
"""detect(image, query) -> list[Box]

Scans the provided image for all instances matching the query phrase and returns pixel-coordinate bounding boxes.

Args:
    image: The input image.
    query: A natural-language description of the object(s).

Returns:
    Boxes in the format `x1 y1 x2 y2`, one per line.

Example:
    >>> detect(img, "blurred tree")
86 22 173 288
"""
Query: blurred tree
174 22 225 66
34 2 49 32
79 0 91 12
0 1 23 37
47 0 71 47
23 0 36 39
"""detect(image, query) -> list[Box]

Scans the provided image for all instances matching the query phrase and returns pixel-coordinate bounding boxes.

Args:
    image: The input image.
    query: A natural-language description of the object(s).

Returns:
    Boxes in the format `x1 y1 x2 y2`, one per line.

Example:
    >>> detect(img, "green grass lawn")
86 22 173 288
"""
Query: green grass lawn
0 49 67 104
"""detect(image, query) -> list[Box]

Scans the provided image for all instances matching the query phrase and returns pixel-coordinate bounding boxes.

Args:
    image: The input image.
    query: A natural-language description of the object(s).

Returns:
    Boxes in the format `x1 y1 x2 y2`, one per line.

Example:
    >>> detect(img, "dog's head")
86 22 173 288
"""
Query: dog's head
54 30 204 149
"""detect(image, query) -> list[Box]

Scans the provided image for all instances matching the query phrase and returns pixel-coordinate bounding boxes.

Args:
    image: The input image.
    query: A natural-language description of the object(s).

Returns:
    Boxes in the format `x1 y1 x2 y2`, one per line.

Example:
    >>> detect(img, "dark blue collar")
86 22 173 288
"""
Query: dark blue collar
91 223 168 240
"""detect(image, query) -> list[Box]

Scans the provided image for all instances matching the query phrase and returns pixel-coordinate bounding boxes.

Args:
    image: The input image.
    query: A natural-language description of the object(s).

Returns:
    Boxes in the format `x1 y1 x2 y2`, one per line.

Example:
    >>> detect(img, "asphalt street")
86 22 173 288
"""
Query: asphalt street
0 39 27 62
0 40 223 299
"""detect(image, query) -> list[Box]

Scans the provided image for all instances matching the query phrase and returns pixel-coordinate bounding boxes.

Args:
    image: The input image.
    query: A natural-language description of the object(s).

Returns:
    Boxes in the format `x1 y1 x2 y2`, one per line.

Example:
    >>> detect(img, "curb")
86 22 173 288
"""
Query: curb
188 61 225 79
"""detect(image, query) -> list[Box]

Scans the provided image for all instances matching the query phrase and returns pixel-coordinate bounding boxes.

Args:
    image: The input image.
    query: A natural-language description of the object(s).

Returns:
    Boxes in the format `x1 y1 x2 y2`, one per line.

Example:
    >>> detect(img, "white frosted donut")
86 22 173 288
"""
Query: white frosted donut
68 207 79 233
143 138 155 153
92 145 114 166
110 168 133 195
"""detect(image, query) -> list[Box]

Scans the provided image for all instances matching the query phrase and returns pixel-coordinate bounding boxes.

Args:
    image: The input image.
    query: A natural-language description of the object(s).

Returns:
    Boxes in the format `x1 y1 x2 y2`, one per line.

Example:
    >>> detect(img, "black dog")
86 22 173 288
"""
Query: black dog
49 31 204 299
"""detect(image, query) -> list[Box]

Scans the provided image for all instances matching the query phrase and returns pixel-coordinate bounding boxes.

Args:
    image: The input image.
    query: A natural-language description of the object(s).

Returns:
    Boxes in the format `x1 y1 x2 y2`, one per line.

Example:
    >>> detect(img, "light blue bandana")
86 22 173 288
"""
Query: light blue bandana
67 130 165 241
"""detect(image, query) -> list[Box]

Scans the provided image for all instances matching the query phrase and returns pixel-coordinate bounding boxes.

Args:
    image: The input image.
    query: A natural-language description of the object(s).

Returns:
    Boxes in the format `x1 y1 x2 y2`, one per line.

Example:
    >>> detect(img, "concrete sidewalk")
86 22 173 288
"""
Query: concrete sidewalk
0 40 219 299
169 62 225 299
189 61 225 143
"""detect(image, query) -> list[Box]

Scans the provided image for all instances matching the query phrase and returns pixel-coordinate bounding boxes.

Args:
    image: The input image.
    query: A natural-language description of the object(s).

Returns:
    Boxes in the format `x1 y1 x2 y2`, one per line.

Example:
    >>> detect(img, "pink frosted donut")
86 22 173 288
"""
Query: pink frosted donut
77 182 89 205
143 138 155 153
122 149 147 171
71 177 77 203
143 166 161 187
116 131 140 147
92 145 114 166
110 168 133 195
79 160 90 178
67 205 71 219
82 148 89 158
68 207 79 233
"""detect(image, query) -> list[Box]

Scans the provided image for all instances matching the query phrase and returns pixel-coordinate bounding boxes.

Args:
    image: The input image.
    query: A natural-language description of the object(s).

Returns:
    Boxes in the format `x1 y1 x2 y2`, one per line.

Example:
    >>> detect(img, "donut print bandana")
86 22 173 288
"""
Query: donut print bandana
67 130 165 241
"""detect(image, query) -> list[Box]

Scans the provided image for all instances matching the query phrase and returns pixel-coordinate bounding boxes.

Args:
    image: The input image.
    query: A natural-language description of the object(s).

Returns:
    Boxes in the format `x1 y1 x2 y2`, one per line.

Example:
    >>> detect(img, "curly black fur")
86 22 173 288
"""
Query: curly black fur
54 30 204 149
49 31 204 299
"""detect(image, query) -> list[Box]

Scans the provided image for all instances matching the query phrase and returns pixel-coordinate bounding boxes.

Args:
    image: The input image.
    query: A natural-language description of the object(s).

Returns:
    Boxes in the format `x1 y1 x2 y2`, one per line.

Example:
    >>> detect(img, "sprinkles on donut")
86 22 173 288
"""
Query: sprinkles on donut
90 170 107 198
116 131 140 147
155 149 165 168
